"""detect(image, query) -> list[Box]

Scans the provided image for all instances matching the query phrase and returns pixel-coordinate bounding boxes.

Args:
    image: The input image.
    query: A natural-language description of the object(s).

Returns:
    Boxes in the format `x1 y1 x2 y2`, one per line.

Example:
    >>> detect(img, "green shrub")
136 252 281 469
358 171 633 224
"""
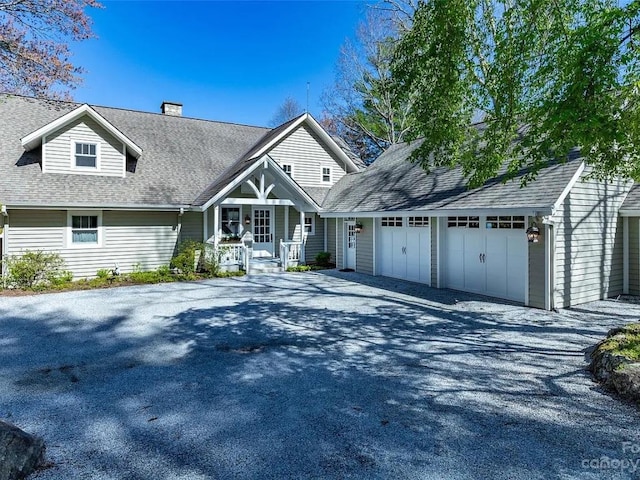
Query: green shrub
170 240 203 274
50 270 73 286
96 268 110 279
287 265 313 272
315 251 331 267
157 264 172 278
6 250 65 289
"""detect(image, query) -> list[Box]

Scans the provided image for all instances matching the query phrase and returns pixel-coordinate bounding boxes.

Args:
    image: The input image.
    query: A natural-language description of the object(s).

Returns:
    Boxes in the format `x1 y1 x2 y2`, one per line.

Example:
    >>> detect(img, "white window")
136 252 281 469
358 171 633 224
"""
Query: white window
321 167 331 183
282 164 293 177
408 216 430 227
74 142 98 168
485 215 525 229
304 215 315 235
447 216 480 228
381 216 403 227
68 211 102 247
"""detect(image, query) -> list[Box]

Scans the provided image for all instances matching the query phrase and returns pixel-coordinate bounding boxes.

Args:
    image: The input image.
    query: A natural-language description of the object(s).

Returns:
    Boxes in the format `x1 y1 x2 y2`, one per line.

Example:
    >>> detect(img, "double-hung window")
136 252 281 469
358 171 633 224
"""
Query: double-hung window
71 214 99 245
321 167 331 183
282 164 293 177
304 215 315 235
75 142 97 168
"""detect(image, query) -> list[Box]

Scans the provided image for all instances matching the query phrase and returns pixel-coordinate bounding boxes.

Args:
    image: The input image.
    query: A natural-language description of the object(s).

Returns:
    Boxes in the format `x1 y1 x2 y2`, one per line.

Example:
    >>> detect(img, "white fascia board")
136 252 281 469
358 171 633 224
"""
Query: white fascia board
247 113 361 173
5 203 191 211
551 161 585 215
21 104 143 158
303 114 361 173
619 210 640 217
199 154 320 212
320 207 551 218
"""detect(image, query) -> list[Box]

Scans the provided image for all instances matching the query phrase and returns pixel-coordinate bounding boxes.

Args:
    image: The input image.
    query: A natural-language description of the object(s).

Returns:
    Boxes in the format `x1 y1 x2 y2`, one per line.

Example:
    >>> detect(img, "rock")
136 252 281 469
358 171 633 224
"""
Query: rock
0 420 45 480
611 364 640 400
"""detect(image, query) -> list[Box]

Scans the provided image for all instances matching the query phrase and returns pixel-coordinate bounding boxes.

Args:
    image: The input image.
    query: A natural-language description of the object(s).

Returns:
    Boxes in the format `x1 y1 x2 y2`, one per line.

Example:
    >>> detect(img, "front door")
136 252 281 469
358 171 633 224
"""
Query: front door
345 221 357 269
253 208 274 257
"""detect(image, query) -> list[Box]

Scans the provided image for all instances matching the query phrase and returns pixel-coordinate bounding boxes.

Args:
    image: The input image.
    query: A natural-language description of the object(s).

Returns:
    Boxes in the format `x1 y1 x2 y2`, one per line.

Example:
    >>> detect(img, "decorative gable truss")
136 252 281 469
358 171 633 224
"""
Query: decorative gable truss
21 104 142 178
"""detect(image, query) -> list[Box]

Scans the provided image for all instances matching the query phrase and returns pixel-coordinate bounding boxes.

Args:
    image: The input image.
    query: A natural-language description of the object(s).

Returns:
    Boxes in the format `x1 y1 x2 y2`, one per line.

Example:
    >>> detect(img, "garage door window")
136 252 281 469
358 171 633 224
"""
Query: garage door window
486 216 525 229
408 217 429 227
381 217 403 227
447 216 479 228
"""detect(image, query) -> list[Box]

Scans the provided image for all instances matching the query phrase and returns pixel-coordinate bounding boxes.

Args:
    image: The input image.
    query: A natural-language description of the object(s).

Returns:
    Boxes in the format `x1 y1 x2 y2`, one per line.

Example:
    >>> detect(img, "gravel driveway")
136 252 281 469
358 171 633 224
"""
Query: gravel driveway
1 271 639 479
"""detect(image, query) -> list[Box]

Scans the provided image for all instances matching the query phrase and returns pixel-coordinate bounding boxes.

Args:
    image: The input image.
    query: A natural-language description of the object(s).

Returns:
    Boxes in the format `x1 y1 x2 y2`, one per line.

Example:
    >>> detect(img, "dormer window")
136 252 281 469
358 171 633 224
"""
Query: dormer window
75 142 98 168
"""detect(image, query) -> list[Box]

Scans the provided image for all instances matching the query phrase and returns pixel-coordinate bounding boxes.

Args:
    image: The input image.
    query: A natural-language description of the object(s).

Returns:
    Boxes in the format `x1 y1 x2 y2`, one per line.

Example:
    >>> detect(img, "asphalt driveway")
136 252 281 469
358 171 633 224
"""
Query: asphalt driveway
1 271 639 479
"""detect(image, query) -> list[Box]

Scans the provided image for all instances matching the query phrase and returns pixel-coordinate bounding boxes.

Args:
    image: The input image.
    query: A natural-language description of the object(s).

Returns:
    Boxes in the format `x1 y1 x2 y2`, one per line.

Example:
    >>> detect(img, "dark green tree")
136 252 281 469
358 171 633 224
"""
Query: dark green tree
392 0 640 186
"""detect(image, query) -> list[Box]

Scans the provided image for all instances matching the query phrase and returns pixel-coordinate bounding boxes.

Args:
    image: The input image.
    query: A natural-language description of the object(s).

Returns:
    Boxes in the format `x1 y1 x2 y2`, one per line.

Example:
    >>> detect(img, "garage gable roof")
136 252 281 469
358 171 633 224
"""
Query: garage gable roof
322 140 584 215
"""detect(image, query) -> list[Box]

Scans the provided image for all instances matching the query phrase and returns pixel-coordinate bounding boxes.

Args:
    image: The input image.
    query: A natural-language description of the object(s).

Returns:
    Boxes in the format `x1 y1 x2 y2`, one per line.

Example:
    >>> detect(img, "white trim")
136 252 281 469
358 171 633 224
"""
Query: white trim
4 204 190 211
213 205 220 244
71 140 101 172
304 214 315 236
524 215 530 306
436 216 442 288
21 104 142 158
42 134 48 173
249 113 360 173
200 155 320 212
323 217 327 252
221 198 295 206
545 223 552 310
321 166 332 184
335 218 339 267
122 142 126 178
284 205 290 241
372 217 376 275
67 210 103 249
203 210 208 243
551 162 585 217
624 216 630 294
321 207 548 218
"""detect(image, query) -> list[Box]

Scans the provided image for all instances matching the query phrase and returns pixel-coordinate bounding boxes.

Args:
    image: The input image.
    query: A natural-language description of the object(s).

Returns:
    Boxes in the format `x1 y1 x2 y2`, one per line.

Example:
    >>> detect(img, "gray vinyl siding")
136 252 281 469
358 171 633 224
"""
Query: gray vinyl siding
327 217 337 265
6 209 179 279
181 211 203 243
304 213 324 263
337 219 344 270
629 218 640 296
274 206 286 254
269 125 348 188
43 116 125 177
528 225 546 309
356 218 374 275
431 217 438 286
553 176 630 308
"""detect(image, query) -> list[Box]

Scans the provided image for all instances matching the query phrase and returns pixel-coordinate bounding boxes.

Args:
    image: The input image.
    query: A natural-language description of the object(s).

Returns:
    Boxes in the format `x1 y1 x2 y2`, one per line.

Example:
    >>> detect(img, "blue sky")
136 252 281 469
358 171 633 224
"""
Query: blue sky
71 1 369 126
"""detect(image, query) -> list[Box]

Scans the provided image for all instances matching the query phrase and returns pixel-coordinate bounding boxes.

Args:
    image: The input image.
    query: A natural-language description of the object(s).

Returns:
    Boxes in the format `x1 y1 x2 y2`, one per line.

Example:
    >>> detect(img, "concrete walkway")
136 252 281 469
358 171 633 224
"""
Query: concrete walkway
0 271 638 479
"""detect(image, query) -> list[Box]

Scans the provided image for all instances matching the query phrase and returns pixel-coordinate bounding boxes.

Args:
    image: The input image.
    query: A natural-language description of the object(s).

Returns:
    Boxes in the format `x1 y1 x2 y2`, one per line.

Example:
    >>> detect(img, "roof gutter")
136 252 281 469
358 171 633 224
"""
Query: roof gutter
4 203 193 211
320 207 553 218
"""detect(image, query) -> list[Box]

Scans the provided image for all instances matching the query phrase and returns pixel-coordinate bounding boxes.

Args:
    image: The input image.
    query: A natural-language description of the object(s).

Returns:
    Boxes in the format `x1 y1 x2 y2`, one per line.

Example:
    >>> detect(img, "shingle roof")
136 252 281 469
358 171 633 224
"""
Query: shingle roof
322 140 583 213
621 185 640 211
0 94 269 207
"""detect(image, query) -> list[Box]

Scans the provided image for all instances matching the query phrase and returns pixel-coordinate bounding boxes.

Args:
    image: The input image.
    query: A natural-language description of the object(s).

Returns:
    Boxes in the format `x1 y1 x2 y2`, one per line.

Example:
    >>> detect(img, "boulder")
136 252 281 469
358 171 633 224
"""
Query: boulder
0 420 45 480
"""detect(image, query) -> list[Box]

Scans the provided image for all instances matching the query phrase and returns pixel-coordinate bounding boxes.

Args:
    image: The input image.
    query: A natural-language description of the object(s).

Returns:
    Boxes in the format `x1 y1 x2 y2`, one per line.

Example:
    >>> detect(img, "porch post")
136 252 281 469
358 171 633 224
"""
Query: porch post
202 210 208 243
213 204 220 246
284 206 289 241
299 209 306 265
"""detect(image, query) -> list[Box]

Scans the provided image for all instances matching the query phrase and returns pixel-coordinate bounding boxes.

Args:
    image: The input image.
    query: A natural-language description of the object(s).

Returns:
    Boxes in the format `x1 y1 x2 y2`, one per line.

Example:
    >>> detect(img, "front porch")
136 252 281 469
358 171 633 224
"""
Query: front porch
198 159 326 273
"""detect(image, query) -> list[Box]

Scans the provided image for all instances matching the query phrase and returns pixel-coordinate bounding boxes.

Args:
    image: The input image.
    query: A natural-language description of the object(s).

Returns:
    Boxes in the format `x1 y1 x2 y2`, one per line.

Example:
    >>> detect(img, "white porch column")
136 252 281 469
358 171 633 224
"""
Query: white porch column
213 204 220 245
202 210 208 243
299 209 306 264
323 217 327 252
284 206 289 241
624 216 629 294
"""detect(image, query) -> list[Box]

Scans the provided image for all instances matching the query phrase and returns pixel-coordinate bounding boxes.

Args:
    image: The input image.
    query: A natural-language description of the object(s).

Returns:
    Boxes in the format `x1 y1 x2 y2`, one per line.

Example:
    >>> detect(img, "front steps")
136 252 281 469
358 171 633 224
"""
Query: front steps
247 258 283 275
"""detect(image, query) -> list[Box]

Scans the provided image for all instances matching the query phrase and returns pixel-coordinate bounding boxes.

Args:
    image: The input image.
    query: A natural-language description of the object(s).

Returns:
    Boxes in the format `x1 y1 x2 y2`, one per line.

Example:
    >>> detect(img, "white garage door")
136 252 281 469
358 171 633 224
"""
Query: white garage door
446 215 527 302
378 216 431 285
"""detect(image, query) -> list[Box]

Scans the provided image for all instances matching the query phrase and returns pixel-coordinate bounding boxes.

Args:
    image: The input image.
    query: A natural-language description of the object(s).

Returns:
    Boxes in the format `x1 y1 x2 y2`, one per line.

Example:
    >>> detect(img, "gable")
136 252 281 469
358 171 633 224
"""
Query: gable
268 124 349 188
43 115 126 177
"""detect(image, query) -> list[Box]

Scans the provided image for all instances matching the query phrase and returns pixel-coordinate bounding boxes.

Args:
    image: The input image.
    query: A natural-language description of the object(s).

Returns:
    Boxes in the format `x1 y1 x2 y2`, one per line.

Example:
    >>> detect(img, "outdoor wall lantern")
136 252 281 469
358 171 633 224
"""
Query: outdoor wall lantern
355 222 363 234
244 214 251 225
526 222 541 243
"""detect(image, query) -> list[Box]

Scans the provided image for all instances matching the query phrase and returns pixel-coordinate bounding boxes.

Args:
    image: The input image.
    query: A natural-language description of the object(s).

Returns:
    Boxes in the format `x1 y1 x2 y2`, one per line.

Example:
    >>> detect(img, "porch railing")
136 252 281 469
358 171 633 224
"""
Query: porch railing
209 242 250 271
280 240 303 271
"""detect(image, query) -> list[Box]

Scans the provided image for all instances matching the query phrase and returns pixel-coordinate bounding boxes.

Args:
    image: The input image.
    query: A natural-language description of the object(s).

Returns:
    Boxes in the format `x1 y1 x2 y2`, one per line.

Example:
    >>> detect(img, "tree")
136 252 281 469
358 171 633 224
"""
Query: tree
269 96 303 127
392 0 640 186
0 0 101 99
322 9 415 164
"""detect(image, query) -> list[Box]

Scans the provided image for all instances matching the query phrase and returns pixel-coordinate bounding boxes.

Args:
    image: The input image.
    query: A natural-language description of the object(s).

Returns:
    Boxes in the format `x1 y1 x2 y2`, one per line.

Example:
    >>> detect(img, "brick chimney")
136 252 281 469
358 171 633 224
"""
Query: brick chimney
160 101 182 116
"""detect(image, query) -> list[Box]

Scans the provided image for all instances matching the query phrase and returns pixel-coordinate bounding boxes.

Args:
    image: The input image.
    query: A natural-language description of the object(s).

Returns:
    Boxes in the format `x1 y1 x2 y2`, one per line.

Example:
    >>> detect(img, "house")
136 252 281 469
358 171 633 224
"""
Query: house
0 93 635 310
0 94 362 278
322 141 632 310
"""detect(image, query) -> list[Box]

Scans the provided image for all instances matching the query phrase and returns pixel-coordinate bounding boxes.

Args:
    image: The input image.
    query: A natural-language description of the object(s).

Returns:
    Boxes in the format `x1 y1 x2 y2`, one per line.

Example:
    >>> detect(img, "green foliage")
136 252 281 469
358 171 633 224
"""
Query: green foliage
315 251 332 267
5 250 65 289
392 0 640 185
170 240 204 274
599 323 640 361
96 268 110 279
287 265 313 272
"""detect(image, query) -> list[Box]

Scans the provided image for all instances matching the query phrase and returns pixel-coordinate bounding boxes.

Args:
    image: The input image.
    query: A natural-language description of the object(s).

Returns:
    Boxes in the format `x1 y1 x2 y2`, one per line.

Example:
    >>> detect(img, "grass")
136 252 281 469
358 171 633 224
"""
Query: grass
598 323 640 362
